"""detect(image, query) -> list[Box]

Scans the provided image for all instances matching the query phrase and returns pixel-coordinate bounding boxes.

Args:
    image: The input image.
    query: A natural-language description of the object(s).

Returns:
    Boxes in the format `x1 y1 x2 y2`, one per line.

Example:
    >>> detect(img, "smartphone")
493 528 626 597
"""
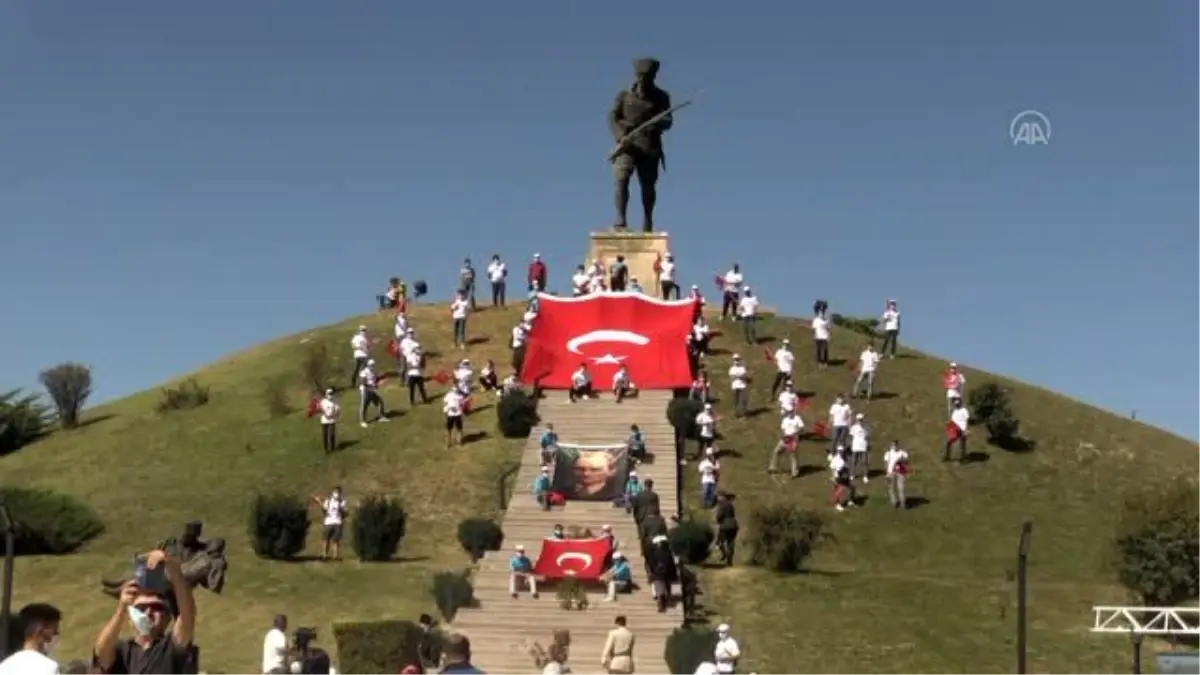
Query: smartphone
133 555 168 593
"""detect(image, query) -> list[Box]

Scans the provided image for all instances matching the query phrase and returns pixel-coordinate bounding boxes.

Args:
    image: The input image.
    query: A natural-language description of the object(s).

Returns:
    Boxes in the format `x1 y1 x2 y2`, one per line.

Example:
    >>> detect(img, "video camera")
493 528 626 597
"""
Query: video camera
294 627 318 653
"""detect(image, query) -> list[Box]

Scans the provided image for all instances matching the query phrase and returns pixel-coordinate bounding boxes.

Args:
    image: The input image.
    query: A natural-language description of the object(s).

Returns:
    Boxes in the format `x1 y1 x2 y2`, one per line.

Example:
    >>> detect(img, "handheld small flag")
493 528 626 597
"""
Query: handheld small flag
653 253 663 274
849 360 859 371
762 346 773 361
433 371 453 385
712 274 724 291
463 397 473 414
811 421 829 439
305 397 320 418
386 339 400 358
797 396 812 410
945 421 963 441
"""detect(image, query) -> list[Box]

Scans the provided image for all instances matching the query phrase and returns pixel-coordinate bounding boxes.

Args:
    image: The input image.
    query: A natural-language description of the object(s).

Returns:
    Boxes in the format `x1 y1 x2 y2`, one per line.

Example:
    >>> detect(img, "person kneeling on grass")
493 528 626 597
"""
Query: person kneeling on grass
443 389 466 448
509 545 538 599
604 551 633 602
612 365 636 403
568 363 593 402
479 359 499 394
533 466 552 511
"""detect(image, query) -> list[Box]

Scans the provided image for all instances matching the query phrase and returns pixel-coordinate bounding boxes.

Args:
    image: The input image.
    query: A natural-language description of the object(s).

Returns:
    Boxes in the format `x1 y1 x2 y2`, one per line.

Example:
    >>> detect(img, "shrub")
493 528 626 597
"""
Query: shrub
669 520 713 565
457 518 504 562
431 570 475 621
967 383 1024 447
155 378 210 414
300 342 335 394
0 487 105 555
667 397 704 441
555 577 588 610
333 620 425 674
261 375 292 419
0 389 50 456
664 626 720 674
1114 480 1199 606
747 504 827 573
352 495 407 562
830 313 879 338
38 362 92 429
497 390 539 438
249 493 310 561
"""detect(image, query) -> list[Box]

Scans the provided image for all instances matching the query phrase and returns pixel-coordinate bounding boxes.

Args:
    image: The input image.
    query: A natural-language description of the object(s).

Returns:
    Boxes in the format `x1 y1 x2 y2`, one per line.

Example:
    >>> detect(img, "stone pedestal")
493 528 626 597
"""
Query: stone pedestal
587 231 671 290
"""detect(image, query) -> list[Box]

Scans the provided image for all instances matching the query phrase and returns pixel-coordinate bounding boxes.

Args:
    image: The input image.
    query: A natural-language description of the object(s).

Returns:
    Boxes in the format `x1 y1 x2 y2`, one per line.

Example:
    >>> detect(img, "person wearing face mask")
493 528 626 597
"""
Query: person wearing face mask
0 603 63 675
93 549 196 674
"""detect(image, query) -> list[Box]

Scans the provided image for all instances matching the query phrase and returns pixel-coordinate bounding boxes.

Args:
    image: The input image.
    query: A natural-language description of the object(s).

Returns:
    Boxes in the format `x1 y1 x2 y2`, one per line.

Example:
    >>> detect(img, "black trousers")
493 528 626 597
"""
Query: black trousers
716 527 738 564
660 280 678 300
770 371 790 397
407 376 428 406
491 281 506 307
611 278 627 292
321 423 336 454
721 292 738 319
945 435 968 461
881 329 899 356
351 357 367 386
814 339 829 365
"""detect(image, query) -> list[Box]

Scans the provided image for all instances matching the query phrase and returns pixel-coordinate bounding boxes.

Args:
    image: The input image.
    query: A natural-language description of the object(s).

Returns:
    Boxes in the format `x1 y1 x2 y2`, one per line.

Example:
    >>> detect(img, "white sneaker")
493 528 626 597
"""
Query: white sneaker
863 476 869 484
836 505 845 512
360 422 369 428
379 417 390 423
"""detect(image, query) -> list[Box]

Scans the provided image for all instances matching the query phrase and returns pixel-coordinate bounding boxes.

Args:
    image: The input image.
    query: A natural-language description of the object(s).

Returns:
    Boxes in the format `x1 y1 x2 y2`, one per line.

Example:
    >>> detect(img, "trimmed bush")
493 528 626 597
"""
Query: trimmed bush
261 375 292 419
0 487 105 555
352 495 407 562
669 520 714 565
1115 480 1199 606
667 397 705 441
747 504 827 573
967 382 1028 449
155 378 210 414
300 342 335 394
0 389 50 456
830 313 879 338
431 570 475 621
333 620 425 674
38 362 93 429
249 493 310 561
497 390 539 438
664 626 720 674
457 518 504 562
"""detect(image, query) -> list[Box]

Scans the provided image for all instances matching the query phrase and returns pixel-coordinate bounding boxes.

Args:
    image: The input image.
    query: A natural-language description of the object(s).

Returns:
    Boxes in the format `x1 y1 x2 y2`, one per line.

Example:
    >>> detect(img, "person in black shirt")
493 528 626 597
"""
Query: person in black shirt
609 255 629 292
93 550 196 674
713 492 739 566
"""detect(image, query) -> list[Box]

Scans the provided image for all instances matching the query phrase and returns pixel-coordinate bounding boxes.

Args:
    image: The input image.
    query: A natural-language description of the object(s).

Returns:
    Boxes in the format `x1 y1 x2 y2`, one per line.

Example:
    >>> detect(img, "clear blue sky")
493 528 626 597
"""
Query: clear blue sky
2 0 1195 439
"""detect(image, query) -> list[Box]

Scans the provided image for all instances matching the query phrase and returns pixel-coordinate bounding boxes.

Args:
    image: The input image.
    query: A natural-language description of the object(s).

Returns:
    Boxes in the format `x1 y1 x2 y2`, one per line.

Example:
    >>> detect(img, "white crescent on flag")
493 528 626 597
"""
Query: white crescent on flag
555 551 594 571
566 330 650 355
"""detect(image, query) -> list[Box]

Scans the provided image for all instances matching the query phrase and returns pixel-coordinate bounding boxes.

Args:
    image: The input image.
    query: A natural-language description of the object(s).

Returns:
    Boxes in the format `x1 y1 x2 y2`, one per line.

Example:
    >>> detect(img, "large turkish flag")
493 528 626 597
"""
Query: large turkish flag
532 537 610 581
520 292 695 390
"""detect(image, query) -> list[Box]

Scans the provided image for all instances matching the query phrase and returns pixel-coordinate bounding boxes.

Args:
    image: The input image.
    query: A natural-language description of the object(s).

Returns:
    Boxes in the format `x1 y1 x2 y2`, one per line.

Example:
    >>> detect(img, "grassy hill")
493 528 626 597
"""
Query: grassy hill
2 304 1195 673
0 304 530 673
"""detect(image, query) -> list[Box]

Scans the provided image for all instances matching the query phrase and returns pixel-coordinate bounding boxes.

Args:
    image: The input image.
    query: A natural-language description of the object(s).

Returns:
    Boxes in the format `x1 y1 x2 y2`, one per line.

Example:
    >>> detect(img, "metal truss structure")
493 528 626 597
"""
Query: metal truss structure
1091 606 1200 636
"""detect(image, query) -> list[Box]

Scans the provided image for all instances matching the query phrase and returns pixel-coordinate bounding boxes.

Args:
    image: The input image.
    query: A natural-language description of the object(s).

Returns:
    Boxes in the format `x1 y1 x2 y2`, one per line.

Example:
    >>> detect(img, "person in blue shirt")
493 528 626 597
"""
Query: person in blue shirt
539 423 559 465
533 466 552 511
626 424 646 463
604 550 633 601
615 470 643 513
508 544 538 599
549 523 565 540
628 277 644 294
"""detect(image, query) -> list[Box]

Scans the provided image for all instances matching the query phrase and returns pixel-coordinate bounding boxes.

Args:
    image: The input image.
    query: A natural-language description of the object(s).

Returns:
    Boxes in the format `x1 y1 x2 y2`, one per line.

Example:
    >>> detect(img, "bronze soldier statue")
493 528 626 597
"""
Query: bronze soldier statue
101 521 228 607
609 57 674 232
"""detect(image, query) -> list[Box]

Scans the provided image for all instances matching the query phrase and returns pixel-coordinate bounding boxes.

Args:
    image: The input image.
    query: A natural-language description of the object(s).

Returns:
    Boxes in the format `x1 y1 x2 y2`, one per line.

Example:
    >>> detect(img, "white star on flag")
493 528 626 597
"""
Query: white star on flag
590 354 627 365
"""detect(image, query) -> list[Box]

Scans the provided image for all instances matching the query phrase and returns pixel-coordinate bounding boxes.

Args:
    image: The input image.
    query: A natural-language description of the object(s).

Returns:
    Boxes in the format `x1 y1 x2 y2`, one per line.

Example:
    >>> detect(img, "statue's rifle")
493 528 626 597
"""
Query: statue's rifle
607 91 702 168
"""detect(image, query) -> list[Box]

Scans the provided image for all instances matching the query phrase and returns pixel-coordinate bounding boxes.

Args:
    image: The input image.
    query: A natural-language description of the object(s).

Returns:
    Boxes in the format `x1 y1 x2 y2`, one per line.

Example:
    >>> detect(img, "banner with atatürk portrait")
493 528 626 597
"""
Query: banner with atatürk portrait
552 444 629 502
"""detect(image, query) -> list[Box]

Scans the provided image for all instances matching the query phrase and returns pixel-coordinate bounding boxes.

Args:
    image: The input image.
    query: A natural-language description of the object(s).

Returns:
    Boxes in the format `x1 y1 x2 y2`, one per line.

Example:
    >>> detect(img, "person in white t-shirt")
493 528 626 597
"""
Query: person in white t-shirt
771 338 795 397
737 287 761 345
883 441 910 509
0 603 61 675
811 310 831 370
713 624 740 675
694 403 717 458
501 372 521 397
454 359 475 396
827 394 853 455
393 311 410 344
777 381 798 416
720 264 743 321
728 354 750 418
658 253 678 300
612 365 635 403
848 413 870 482
587 273 607 294
404 349 429 407
399 327 419 361
487 254 508 308
357 359 390 427
769 409 805 477
312 487 348 561
450 292 471 349
568 363 593 403
479 359 499 394
350 325 371 388
829 447 856 511
943 362 967 417
852 344 881 401
946 398 971 462
262 615 289 674
318 388 340 455
698 447 720 508
880 300 901 358
690 316 712 357
511 322 531 374
443 389 466 447
571 265 591 296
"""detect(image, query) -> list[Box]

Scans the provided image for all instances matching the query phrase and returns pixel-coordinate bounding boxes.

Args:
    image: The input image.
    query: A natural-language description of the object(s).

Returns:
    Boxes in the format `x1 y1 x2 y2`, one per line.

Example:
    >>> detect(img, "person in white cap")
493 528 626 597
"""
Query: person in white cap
688 283 706 323
852 343 881 401
399 327 420 361
357 359 389 428
943 362 967 417
883 440 911 508
848 412 870 482
769 408 804 478
698 446 721 507
690 315 712 357
881 299 901 358
777 380 798 417
318 388 340 455
830 446 855 511
736 286 761 344
508 544 538 599
694 403 717 460
527 252 547 292
442 387 466 448
533 465 552 511
713 624 740 674
349 325 371 388
728 354 750 418
603 550 633 601
454 359 475 395
770 338 794 398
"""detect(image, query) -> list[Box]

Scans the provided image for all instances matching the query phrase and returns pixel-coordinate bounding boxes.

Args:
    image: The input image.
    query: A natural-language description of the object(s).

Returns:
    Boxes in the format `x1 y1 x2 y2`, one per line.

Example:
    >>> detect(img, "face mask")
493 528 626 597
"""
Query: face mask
42 635 58 656
127 606 154 636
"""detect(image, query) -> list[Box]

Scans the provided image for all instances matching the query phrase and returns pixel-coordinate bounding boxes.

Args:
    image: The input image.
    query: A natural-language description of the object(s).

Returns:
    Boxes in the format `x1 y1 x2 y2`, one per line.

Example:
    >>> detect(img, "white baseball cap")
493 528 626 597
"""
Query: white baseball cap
367 358 376 366
613 551 624 559
856 413 864 419
602 524 612 531
515 544 525 551
358 325 367 332
717 623 731 634
950 362 958 368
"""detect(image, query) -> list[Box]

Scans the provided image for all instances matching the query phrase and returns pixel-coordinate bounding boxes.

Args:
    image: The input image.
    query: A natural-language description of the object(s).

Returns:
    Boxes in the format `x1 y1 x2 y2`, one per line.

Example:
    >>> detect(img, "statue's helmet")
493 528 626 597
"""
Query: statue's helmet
633 58 660 77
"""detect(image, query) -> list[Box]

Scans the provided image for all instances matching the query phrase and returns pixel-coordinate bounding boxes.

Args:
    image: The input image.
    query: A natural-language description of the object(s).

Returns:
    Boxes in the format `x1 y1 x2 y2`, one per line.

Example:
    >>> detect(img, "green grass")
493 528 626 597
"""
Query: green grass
5 306 1195 674
681 315 1198 674
0 304 528 673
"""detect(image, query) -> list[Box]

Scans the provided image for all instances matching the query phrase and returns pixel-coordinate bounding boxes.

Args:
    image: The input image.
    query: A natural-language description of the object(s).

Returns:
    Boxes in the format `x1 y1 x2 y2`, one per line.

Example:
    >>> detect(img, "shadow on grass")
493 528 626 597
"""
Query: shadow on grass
708 347 732 356
995 436 1038 453
277 554 327 564
467 403 493 416
715 447 743 460
868 392 899 401
466 336 489 346
904 496 931 510
366 554 433 564
335 439 360 452
867 468 886 479
756 335 777 345
827 358 848 367
744 406 771 419
75 413 117 430
962 451 990 464
463 431 488 444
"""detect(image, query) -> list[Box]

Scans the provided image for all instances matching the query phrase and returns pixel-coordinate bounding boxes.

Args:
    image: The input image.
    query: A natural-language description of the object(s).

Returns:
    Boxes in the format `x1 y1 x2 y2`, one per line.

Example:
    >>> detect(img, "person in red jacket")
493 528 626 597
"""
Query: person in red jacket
527 253 548 292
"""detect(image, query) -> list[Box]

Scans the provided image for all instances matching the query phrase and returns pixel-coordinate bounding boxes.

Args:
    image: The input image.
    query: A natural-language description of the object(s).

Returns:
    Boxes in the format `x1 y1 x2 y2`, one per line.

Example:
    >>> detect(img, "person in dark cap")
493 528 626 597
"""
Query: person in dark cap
608 57 674 232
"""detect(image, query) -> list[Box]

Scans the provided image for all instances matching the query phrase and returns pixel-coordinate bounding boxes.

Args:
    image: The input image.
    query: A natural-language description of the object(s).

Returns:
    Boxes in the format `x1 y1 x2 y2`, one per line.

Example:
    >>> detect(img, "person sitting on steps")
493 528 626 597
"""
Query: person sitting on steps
604 551 633 601
568 363 593 402
612 365 635 402
508 545 538 599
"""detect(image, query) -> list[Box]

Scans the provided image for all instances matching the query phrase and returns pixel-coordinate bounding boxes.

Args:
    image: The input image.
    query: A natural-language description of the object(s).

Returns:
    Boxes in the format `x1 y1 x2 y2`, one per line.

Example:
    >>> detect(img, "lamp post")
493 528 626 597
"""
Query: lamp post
0 506 14 658
1130 631 1143 674
1017 521 1033 674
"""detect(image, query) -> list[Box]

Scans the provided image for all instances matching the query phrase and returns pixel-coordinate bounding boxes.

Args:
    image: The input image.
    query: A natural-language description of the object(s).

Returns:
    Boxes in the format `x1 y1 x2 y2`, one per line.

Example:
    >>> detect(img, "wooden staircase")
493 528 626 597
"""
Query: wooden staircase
453 390 682 673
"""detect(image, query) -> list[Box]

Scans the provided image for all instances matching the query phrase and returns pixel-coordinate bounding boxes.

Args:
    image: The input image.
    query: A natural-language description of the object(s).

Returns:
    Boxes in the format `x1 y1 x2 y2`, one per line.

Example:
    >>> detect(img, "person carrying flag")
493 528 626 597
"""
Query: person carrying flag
883 440 910 508
943 362 967 417
357 359 390 428
728 354 750 418
777 380 798 416
770 338 795 398
317 388 340 454
442 387 467 448
768 409 805 478
657 253 678 300
829 446 855 511
946 398 971 462
737 286 761 345
719 263 743 321
691 316 712 357
571 264 591 297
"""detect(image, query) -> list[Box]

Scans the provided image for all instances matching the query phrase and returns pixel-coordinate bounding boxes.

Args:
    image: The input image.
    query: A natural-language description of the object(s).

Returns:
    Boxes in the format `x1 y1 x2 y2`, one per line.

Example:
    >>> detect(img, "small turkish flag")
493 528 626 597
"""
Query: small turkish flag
945 421 963 441
797 396 812 410
397 299 408 314
386 339 400 358
712 274 724 291
831 484 847 505
463 397 473 414
432 371 452 385
653 254 663 273
305 397 320 418
762 346 773 361
811 421 829 438
783 436 798 452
